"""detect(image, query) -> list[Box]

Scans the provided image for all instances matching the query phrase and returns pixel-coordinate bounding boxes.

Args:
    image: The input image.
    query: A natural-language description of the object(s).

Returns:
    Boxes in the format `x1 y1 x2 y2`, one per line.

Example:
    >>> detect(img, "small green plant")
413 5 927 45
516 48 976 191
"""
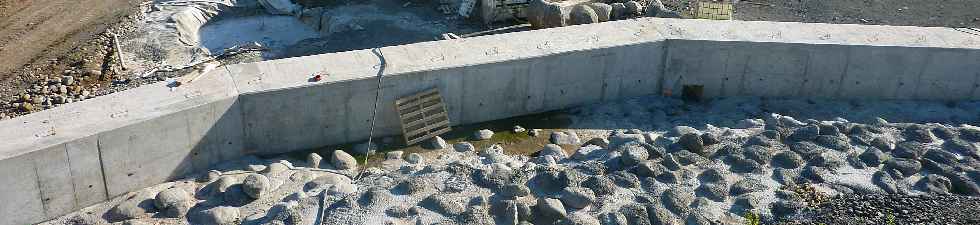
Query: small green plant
887 213 896 225
744 211 761 225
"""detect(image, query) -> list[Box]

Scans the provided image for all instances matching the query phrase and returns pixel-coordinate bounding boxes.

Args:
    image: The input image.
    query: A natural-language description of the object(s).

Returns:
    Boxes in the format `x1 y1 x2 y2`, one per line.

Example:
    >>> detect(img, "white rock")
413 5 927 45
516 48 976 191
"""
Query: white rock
453 142 476 152
735 119 765 129
513 125 526 133
550 131 581 145
423 136 449 149
475 129 494 140
406 153 423 164
307 153 323 169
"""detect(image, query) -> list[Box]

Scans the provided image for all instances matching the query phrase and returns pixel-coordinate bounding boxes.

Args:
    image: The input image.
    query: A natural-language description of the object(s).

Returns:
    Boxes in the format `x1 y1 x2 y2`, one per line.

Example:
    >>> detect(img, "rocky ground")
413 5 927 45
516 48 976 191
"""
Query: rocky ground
41 96 980 225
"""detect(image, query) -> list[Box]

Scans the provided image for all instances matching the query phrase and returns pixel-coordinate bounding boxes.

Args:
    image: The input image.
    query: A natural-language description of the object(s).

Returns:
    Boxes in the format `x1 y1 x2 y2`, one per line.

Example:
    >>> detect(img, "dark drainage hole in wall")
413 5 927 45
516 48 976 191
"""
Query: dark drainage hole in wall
682 85 704 103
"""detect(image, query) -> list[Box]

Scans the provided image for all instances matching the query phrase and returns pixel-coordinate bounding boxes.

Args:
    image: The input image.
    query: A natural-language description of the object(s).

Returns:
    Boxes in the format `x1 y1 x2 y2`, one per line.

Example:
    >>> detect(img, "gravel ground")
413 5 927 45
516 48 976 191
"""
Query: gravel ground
792 194 980 225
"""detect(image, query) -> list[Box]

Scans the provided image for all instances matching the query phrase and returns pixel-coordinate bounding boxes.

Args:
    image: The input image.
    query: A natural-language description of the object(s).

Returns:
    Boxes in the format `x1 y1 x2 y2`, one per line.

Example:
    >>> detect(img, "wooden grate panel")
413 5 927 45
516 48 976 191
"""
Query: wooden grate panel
695 1 733 20
396 88 452 145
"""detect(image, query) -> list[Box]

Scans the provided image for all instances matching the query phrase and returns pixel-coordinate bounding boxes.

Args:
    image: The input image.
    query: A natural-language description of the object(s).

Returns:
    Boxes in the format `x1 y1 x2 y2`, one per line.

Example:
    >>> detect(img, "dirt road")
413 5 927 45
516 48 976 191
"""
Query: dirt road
0 0 138 83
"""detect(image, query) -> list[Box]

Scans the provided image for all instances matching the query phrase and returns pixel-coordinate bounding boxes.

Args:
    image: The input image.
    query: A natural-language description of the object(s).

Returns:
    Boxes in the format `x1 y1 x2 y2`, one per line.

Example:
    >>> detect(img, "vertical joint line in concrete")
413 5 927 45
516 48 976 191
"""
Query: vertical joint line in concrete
96 137 111 199
836 46 852 99
32 156 47 215
63 143 78 210
798 49 812 97
739 54 751 95
912 51 932 99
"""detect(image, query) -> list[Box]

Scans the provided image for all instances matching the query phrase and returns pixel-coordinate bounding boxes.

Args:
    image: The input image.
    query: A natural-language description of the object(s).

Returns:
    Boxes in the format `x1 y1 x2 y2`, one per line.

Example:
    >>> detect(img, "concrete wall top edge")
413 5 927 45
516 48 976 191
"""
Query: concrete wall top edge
231 18 979 94
3 17 979 160
0 67 240 160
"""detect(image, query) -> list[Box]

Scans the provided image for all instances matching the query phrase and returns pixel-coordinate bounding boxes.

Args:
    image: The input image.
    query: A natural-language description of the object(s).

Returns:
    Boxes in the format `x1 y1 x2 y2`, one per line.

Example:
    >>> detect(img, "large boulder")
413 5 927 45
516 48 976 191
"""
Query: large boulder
406 153 423 164
540 144 568 160
155 188 193 217
624 1 643 16
306 153 323 168
331 150 358 170
528 0 567 29
678 133 704 153
569 4 599 25
610 3 627 20
620 142 649 166
662 187 694 215
859 147 890 167
202 206 240 225
537 198 568 221
551 131 581 145
423 136 449 149
884 158 921 177
560 187 597 209
474 129 494 140
454 142 476 152
242 174 271 199
588 2 612 22
106 191 155 222
154 188 192 210
772 151 804 169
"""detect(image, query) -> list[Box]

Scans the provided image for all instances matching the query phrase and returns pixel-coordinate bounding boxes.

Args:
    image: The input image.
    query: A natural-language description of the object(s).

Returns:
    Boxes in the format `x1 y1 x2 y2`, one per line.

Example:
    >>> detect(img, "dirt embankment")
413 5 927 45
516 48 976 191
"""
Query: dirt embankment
0 0 139 95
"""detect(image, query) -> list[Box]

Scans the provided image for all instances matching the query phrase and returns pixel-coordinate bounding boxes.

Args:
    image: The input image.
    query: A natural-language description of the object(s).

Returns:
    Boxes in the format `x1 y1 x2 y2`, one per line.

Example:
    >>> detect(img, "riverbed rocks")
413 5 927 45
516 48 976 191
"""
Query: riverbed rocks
42 97 980 225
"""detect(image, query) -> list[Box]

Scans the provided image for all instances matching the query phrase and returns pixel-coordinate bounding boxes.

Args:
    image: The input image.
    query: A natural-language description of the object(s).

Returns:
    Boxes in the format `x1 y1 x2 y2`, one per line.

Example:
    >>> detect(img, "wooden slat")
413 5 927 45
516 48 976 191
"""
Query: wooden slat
406 126 452 145
395 89 439 105
396 93 443 111
396 88 452 145
405 119 450 137
405 111 449 128
401 103 446 120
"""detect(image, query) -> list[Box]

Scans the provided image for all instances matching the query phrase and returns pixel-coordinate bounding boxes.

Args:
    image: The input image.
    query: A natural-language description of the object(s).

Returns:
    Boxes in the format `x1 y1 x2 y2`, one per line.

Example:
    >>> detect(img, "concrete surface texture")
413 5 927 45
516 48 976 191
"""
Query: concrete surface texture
0 17 978 224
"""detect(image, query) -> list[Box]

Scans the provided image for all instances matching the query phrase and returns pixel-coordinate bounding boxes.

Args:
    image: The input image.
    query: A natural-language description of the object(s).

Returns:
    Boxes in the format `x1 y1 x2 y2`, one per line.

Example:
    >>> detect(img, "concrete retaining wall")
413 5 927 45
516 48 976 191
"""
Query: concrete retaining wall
1 18 978 224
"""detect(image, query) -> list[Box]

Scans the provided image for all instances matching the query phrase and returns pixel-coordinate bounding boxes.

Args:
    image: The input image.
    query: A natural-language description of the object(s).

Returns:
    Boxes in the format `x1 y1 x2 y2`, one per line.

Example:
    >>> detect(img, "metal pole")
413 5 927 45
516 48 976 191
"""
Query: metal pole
355 47 387 180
